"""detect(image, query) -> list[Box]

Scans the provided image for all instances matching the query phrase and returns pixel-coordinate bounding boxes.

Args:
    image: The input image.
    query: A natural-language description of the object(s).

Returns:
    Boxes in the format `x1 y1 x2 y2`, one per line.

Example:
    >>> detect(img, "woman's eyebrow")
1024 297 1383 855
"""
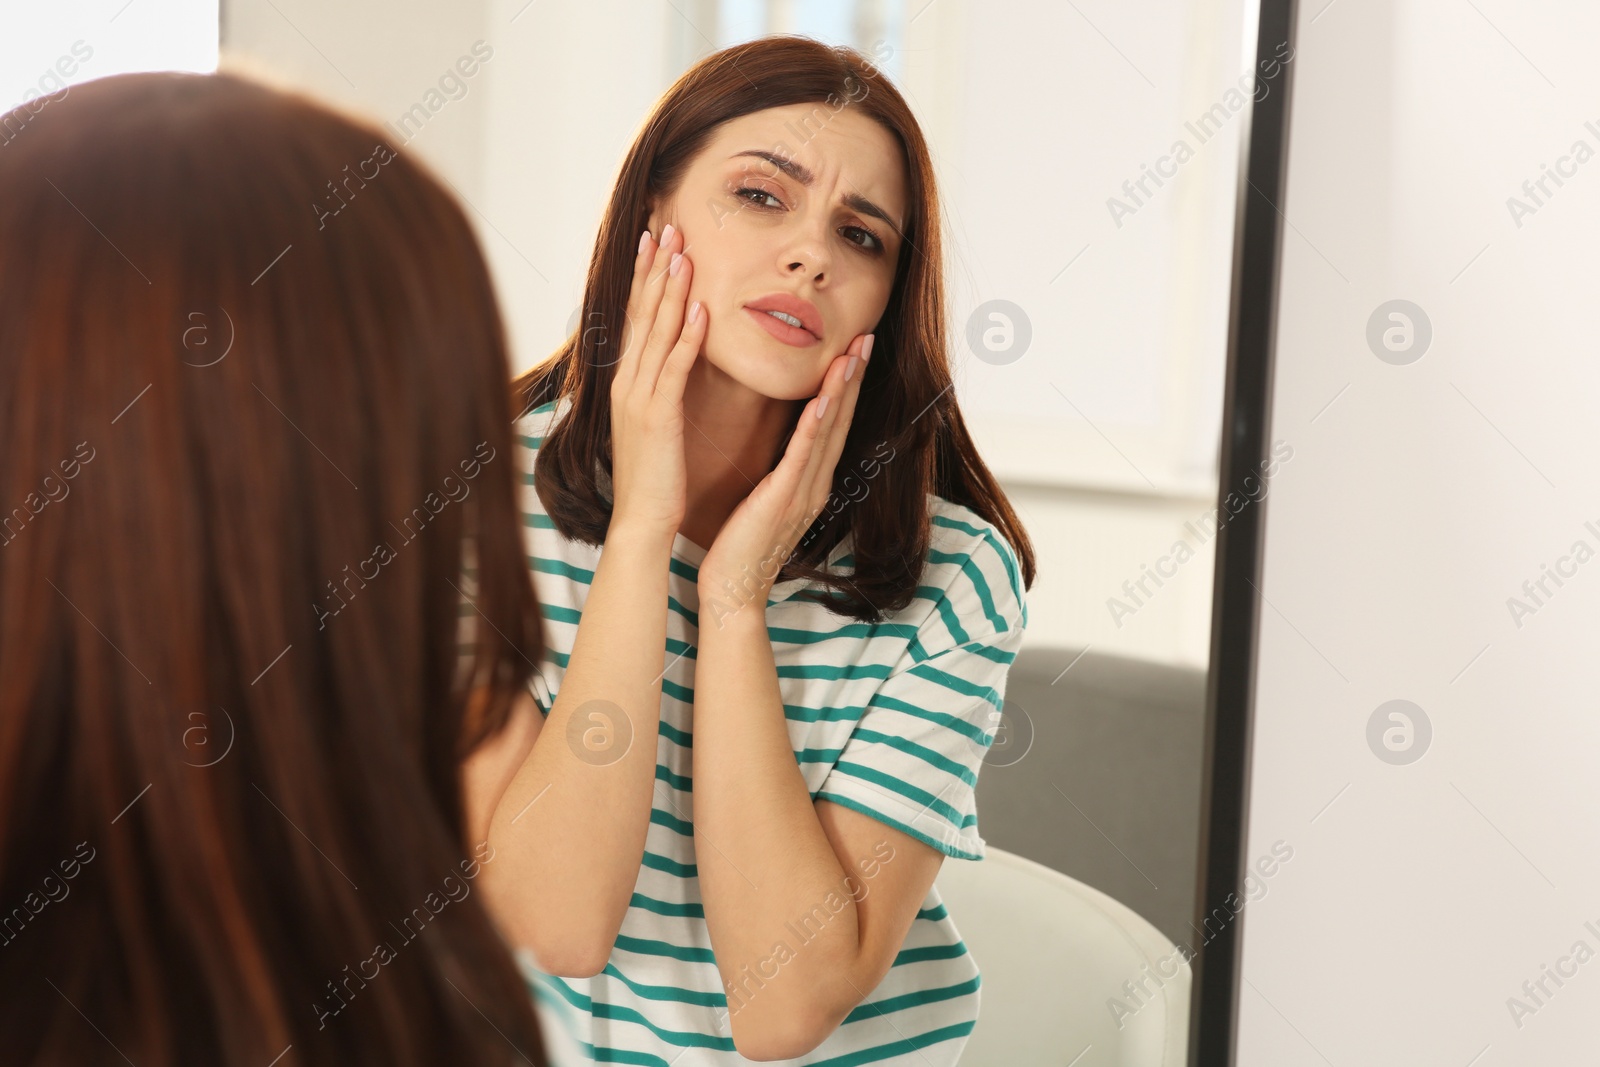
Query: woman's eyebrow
730 149 903 236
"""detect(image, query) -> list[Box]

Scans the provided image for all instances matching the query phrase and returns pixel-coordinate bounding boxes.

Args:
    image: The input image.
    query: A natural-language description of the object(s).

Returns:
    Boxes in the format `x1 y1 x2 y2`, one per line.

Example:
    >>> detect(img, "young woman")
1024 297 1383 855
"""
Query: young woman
0 72 549 1064
469 34 1036 1066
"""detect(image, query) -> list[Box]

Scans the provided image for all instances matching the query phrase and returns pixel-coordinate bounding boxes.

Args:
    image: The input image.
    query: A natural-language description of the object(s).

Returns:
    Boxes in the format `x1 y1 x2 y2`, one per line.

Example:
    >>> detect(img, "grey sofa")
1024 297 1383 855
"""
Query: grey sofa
974 645 1208 951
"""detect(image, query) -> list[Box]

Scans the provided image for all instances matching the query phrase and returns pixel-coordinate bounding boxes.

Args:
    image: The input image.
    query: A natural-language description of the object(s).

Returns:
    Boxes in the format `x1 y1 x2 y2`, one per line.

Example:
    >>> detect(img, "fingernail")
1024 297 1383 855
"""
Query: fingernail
862 334 875 361
638 230 651 255
688 300 701 323
669 252 683 276
662 223 676 243
845 356 858 382
816 394 830 419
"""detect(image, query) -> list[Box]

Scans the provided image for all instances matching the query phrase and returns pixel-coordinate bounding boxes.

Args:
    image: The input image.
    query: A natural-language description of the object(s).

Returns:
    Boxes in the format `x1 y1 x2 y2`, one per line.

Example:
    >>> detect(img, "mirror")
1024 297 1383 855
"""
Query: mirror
9 0 1288 1062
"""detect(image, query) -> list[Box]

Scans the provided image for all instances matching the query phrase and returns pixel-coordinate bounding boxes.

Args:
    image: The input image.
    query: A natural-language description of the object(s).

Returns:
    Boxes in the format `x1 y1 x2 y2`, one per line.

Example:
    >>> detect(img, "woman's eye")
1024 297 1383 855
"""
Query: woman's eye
735 186 782 209
842 225 884 253
733 184 884 253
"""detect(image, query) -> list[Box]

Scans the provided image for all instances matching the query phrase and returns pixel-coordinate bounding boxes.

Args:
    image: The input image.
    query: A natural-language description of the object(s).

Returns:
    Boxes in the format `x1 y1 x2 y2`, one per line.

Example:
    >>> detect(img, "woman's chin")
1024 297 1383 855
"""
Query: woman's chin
701 343 825 402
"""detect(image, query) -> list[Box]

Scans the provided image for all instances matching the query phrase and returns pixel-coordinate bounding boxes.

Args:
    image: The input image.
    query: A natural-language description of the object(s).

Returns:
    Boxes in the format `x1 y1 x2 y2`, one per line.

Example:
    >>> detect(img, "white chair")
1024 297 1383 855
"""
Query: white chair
933 846 1191 1066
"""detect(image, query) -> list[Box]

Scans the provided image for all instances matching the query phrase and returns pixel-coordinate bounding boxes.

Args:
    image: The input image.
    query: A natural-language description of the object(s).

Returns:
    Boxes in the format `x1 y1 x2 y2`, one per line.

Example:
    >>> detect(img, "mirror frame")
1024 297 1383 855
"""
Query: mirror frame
1192 0 1300 1062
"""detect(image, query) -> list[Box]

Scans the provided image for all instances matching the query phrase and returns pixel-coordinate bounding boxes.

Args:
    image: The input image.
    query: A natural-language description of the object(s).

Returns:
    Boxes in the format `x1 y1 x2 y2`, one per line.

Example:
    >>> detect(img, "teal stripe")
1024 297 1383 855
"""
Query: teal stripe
905 660 1007 712
526 968 585 1029
928 547 1005 633
531 555 594 584
963 640 1016 667
808 1020 976 1066
613 932 716 964
776 662 893 683
827 761 973 828
786 579 991 640
932 512 1024 613
657 719 693 749
846 728 978 786
812 791 982 861
655 763 692 793
591 1051 680 1065
531 973 736 1056
866 691 992 745
766 620 919 646
597 960 720 1006
529 562 710 634
648 807 693 838
640 849 697 879
795 746 847 764
628 890 704 920
666 595 698 628
892 942 972 965
917 584 970 648
840 975 979 1025
526 976 678 1066
784 702 869 725
539 602 582 626
903 631 943 664
531 945 973 1048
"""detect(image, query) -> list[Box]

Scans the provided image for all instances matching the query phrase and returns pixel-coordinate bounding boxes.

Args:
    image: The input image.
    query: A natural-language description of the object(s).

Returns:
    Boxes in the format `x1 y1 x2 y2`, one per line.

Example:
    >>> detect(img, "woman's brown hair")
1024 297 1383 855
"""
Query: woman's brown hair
513 35 1035 620
0 72 547 1064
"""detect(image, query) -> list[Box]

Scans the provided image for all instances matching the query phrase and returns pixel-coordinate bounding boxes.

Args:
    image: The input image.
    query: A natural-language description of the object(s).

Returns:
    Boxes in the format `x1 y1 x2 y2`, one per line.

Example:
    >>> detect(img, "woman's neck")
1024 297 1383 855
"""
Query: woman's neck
677 361 803 550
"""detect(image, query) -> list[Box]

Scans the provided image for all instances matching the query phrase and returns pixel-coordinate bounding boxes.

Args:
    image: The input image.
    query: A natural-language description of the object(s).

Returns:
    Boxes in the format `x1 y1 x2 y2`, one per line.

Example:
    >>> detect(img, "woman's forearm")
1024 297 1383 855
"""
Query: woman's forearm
480 518 675 976
691 601 861 1056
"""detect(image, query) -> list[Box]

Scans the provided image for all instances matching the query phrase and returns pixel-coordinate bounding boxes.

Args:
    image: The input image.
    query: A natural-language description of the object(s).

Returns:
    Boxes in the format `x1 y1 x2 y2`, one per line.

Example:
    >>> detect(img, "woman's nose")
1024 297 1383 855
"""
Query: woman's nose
780 225 831 283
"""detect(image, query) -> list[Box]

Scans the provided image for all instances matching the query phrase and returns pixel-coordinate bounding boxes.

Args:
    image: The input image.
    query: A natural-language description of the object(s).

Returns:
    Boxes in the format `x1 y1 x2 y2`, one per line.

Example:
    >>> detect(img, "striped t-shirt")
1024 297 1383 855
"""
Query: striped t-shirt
511 395 1027 1066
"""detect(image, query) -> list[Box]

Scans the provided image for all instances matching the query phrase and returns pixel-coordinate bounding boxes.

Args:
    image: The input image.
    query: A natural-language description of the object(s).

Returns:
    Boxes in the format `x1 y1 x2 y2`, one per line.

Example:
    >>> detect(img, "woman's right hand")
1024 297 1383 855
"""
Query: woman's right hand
607 223 706 536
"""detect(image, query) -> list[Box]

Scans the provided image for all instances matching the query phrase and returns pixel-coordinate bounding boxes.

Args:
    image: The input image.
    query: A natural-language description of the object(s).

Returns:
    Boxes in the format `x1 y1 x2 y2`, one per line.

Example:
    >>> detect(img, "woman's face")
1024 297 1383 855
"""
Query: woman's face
647 103 908 401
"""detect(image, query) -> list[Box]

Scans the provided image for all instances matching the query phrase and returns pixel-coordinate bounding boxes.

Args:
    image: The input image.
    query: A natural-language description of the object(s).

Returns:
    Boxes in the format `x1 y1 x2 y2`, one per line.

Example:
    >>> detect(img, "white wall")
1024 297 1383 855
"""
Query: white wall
219 0 490 203
218 0 1253 667
3 0 217 107
1240 0 1600 1061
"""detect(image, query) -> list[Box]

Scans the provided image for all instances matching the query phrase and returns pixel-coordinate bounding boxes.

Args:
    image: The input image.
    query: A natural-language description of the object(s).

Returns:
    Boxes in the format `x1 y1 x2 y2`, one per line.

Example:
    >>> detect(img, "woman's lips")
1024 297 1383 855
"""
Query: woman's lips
743 305 821 347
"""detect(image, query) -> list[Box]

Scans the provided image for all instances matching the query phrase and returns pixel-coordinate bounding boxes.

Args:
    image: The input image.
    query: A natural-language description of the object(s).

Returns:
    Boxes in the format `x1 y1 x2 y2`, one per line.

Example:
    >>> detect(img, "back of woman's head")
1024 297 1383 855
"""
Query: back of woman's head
0 71 546 1065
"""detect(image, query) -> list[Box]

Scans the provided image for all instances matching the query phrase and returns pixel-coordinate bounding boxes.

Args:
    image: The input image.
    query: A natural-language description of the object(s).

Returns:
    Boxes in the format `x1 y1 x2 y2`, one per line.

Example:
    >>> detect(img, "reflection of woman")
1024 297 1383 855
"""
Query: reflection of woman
0 73 548 1065
470 35 1036 1065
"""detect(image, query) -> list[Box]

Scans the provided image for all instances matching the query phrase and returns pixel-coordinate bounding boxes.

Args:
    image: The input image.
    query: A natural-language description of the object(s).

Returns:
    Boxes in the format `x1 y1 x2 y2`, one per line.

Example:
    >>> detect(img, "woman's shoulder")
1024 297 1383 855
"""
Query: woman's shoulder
916 492 1029 639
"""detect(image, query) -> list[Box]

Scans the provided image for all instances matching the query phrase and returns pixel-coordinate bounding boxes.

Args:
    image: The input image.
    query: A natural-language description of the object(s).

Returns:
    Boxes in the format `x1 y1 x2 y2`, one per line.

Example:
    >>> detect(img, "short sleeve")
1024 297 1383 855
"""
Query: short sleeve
813 517 1027 861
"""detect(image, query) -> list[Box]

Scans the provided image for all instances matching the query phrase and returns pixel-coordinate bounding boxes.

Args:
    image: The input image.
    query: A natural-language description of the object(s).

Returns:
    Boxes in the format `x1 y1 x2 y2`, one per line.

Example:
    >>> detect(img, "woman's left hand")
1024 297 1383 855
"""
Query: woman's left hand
697 332 874 625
